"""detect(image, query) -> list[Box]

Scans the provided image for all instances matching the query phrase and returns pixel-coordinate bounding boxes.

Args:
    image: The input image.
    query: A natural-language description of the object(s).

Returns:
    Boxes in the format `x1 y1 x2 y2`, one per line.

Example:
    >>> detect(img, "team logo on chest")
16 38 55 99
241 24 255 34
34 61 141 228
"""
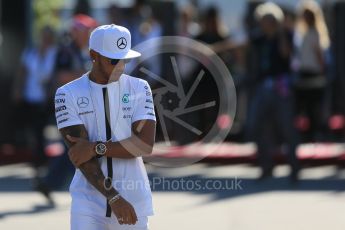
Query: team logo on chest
122 94 130 103
77 97 89 108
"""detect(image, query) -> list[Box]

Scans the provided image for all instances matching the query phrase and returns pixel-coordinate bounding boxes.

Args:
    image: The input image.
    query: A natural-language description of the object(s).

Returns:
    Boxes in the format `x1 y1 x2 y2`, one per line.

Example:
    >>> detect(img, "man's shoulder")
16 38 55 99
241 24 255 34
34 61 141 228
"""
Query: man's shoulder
57 74 88 93
122 74 147 84
122 74 149 91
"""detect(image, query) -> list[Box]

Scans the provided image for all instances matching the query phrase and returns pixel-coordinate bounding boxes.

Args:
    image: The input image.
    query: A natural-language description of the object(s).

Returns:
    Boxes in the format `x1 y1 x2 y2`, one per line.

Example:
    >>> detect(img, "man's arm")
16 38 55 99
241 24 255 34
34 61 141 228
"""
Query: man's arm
67 119 156 166
60 124 118 199
105 119 156 158
60 124 138 225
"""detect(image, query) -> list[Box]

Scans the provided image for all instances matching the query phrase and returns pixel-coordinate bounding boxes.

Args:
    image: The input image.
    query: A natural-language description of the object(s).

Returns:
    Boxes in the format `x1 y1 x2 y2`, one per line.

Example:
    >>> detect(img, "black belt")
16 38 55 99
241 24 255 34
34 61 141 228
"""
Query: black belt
102 87 113 218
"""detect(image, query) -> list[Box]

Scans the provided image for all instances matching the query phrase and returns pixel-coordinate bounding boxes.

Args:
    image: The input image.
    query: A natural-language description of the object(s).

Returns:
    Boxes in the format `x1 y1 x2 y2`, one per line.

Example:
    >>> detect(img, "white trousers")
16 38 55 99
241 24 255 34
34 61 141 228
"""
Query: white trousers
71 212 148 230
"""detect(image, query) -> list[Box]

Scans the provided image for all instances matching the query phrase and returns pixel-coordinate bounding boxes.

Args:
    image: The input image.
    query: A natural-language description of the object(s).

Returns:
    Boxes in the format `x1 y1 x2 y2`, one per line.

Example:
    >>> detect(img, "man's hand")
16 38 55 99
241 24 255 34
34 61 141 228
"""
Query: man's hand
111 197 138 225
66 135 95 167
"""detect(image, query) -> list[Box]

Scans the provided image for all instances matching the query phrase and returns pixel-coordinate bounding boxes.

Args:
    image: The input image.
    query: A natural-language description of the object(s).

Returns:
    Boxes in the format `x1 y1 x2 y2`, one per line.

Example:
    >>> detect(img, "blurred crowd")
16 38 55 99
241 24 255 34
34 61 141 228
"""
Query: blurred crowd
5 0 343 198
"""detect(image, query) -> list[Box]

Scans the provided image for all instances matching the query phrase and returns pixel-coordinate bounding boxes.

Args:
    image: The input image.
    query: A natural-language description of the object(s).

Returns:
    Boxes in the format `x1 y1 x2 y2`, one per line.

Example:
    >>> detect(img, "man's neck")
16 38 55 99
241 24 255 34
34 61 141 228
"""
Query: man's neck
89 69 109 85
89 68 122 85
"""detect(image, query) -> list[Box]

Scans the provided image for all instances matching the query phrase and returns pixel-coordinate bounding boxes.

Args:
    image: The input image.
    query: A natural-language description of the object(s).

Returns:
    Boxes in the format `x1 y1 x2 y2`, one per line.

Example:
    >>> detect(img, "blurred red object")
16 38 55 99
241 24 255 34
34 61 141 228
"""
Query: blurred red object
45 142 65 157
0 144 16 156
217 114 232 130
328 114 345 131
73 14 98 30
0 144 32 165
294 115 310 131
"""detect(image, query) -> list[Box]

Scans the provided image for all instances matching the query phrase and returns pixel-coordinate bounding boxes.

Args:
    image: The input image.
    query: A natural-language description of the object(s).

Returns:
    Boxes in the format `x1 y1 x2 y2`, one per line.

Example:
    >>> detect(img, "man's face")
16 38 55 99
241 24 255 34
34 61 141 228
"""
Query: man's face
302 10 315 27
97 53 127 80
260 15 278 36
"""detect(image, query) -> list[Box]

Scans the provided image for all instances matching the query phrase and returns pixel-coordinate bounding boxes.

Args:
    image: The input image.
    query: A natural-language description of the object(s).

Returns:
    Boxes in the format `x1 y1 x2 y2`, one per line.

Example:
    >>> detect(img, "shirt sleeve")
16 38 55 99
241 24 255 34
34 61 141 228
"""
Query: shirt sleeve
55 86 83 129
132 79 156 123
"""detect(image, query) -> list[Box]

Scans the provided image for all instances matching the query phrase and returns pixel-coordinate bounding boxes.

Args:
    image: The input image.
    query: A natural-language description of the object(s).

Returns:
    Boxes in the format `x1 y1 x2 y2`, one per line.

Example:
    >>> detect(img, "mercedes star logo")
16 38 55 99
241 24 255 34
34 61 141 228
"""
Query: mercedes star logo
77 97 89 108
117 37 127 49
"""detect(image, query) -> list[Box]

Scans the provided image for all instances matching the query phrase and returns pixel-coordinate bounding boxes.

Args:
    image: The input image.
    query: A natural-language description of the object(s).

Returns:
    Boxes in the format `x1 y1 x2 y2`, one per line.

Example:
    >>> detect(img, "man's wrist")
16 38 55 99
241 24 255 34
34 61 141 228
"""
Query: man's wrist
108 193 121 205
106 189 119 200
94 141 107 158
90 142 97 158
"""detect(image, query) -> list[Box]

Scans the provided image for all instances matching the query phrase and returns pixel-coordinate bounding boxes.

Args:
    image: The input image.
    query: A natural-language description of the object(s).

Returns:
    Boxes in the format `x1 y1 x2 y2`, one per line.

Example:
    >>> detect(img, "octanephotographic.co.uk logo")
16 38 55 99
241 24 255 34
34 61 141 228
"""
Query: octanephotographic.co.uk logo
118 36 236 167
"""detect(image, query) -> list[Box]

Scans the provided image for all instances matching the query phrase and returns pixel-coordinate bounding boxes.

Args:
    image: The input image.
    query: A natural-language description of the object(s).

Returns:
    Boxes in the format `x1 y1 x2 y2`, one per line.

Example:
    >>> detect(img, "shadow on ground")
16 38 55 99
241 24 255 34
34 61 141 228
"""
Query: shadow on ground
147 170 345 203
0 164 344 218
0 203 63 219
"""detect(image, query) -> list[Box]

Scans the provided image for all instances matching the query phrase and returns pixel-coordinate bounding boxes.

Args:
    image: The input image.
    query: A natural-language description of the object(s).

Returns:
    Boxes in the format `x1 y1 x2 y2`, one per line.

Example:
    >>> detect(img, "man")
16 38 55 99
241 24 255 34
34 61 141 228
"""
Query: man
34 14 99 203
13 25 57 176
54 14 99 87
54 24 156 230
247 2 299 181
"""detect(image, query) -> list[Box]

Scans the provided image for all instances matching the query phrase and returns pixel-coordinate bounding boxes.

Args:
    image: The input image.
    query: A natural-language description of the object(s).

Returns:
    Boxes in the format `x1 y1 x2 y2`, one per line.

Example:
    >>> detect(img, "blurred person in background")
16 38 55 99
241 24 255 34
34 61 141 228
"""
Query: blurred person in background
176 4 201 79
123 0 162 85
165 4 201 144
107 4 126 26
125 0 161 47
246 2 299 181
282 8 296 34
177 4 200 38
195 6 228 48
292 0 331 142
188 6 229 142
34 14 98 203
52 14 98 89
12 25 57 178
193 5 247 141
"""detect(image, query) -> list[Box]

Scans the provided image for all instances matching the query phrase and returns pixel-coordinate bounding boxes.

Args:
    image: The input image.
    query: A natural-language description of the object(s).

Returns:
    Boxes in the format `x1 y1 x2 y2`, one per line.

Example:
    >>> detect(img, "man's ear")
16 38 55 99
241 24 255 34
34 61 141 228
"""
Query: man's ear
90 49 97 61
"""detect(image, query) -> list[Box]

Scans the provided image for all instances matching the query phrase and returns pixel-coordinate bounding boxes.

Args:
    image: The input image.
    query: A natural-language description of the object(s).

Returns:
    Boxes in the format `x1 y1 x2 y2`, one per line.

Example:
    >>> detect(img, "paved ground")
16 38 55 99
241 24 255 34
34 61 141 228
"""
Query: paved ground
1 163 345 230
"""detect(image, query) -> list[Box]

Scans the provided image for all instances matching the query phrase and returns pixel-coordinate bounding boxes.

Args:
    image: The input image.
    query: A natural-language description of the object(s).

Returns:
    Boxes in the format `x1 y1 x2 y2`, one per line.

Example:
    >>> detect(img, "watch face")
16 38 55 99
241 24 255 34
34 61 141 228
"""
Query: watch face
96 143 107 155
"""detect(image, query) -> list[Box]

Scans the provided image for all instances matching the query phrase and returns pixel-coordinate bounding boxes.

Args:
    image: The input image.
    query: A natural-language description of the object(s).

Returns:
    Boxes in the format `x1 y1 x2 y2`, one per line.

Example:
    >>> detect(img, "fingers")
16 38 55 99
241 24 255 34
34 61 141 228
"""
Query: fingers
68 149 82 167
126 207 137 225
116 210 137 225
119 213 132 225
68 152 79 167
124 215 131 225
117 217 124 225
130 207 138 224
126 210 135 225
112 199 138 225
116 215 127 225
66 135 80 143
114 210 126 225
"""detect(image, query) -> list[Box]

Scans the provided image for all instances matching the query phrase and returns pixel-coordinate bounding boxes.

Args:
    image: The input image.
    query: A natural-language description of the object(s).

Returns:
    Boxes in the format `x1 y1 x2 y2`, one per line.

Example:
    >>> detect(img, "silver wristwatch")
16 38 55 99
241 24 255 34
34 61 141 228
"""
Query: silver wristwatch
95 142 107 157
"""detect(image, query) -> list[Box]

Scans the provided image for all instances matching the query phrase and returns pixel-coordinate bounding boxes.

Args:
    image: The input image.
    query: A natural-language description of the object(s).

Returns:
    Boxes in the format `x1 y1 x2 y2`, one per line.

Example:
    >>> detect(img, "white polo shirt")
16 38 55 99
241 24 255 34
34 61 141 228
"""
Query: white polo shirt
54 72 155 217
